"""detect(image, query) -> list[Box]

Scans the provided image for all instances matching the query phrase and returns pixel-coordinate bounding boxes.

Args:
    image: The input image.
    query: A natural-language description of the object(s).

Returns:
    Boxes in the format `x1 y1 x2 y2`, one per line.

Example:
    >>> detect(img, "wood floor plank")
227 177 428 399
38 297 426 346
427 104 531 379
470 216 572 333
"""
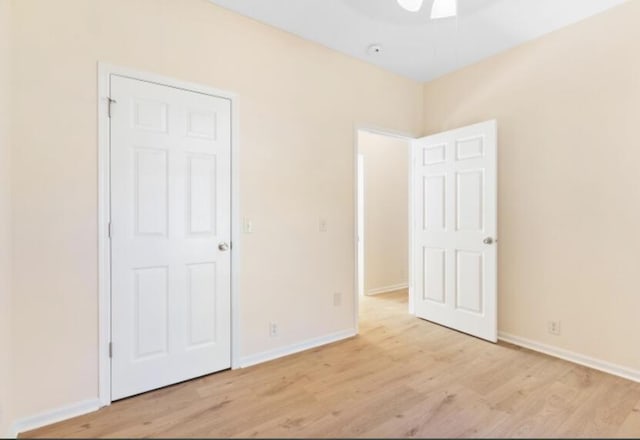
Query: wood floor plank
616 398 640 438
22 291 640 438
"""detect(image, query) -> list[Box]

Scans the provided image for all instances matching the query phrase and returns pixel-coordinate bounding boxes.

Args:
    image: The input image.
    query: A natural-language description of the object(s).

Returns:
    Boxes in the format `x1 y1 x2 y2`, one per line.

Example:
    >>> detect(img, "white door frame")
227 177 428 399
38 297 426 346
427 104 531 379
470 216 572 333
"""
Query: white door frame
97 63 241 407
353 125 416 332
357 153 364 298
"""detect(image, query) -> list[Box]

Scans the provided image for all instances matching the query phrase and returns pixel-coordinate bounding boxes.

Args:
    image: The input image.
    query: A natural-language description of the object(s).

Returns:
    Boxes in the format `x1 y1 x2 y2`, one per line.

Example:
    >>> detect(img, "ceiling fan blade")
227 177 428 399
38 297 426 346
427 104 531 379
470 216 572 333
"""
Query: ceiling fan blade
397 0 424 13
431 0 457 19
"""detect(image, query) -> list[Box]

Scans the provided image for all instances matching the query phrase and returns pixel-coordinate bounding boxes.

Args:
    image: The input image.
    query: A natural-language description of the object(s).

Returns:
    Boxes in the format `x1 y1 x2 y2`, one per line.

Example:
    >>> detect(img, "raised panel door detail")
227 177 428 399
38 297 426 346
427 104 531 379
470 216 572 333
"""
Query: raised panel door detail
111 75 232 400
134 148 168 236
423 247 445 304
187 111 217 140
456 136 484 160
423 144 446 165
134 267 169 359
424 175 446 231
456 170 484 231
187 155 216 235
455 251 483 314
187 263 217 347
413 120 496 342
132 99 168 133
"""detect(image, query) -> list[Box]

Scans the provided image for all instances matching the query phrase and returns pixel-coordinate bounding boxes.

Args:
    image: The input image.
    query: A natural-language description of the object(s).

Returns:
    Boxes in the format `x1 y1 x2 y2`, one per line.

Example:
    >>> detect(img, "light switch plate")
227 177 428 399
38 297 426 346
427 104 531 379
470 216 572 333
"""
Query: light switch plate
243 217 253 234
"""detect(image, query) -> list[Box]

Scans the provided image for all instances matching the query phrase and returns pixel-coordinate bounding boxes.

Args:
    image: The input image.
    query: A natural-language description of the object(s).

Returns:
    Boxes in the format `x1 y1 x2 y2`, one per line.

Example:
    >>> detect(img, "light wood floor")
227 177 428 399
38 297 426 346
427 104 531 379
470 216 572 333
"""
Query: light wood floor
24 291 640 438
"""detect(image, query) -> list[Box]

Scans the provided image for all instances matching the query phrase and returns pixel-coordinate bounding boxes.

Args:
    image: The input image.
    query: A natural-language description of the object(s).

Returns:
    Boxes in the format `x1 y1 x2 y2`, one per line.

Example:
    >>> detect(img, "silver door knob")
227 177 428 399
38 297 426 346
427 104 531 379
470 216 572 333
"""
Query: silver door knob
218 242 230 251
483 237 494 245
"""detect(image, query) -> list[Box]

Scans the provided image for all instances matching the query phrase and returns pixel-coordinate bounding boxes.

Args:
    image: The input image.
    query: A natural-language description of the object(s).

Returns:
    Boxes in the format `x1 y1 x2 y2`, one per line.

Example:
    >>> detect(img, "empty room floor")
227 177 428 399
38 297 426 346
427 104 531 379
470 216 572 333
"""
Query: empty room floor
24 291 640 438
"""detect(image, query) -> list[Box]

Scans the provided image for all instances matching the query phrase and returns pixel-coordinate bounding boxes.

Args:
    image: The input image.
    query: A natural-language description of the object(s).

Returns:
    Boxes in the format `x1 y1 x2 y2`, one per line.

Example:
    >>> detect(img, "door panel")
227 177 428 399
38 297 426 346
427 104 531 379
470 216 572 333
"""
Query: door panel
455 250 484 314
423 248 445 303
110 75 232 400
134 148 168 236
424 175 446 231
133 266 169 359
456 170 484 231
413 120 497 342
187 155 217 235
186 262 218 347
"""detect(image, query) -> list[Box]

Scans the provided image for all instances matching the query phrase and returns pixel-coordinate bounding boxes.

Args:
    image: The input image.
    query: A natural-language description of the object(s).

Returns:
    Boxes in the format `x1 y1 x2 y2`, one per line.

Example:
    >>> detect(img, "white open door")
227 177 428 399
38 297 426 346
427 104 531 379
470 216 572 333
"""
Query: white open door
412 120 497 342
110 75 232 399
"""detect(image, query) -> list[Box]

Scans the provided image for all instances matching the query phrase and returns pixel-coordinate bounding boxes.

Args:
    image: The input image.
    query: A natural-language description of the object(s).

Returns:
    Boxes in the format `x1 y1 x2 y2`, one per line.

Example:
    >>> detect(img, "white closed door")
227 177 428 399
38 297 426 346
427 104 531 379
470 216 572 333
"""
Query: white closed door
412 120 497 342
110 75 232 400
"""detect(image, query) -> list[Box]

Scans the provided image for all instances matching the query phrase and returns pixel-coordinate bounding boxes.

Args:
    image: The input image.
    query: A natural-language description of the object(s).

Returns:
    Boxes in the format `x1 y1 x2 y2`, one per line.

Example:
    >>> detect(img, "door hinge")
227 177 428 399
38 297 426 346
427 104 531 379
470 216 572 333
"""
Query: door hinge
107 222 112 238
108 342 112 358
107 97 116 118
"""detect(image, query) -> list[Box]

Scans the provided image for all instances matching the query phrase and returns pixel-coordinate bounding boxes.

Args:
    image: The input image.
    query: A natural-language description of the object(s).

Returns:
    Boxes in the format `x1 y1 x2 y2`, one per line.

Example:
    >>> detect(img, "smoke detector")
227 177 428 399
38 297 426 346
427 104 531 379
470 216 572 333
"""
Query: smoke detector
367 44 383 56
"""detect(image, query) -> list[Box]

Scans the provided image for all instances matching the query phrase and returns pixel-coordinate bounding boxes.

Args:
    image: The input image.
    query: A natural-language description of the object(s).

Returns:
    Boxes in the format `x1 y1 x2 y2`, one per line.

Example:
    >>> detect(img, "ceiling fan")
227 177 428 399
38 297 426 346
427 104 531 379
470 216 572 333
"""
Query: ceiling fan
397 0 457 18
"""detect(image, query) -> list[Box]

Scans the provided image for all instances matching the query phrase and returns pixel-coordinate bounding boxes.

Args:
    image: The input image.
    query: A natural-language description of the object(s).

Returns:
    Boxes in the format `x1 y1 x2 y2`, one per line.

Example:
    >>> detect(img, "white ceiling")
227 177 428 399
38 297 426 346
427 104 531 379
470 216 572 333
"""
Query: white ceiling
207 0 627 82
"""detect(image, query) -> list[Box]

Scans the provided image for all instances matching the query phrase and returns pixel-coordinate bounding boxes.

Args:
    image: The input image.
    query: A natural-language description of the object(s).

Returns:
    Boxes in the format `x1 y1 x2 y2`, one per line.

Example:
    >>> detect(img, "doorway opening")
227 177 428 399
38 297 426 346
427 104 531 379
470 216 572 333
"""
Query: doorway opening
356 129 412 323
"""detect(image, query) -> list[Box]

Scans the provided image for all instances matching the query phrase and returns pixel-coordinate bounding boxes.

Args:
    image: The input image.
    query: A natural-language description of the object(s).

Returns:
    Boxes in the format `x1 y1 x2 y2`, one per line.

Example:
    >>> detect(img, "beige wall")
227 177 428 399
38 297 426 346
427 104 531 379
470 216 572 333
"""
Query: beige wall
423 1 640 371
9 0 423 422
358 131 409 294
8 0 638 430
0 0 13 435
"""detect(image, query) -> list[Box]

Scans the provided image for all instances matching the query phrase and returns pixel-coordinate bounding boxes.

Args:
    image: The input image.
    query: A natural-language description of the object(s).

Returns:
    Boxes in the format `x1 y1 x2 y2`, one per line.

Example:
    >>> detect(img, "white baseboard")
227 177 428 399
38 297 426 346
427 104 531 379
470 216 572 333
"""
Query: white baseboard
10 398 101 438
239 328 357 368
8 330 357 436
8 332 637 437
366 283 408 296
499 332 640 383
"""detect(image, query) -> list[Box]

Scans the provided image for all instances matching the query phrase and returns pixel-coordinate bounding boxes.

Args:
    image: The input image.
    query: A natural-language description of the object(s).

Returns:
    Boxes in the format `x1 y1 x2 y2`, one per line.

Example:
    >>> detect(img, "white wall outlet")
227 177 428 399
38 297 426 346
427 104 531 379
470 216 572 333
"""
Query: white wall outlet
319 218 328 232
333 292 342 306
243 217 253 234
269 321 278 337
548 320 561 336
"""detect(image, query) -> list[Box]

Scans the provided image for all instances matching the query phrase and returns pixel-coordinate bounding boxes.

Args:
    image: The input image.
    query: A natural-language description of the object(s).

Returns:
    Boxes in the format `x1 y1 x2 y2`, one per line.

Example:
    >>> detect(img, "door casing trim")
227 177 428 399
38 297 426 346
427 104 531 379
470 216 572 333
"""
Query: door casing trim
98 62 241 407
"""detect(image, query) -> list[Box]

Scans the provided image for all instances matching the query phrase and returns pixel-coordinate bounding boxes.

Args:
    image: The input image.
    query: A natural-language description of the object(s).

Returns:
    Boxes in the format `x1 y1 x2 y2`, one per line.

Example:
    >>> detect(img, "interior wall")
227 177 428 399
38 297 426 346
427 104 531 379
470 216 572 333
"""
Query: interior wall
9 0 423 422
358 131 409 295
423 1 640 372
0 0 13 435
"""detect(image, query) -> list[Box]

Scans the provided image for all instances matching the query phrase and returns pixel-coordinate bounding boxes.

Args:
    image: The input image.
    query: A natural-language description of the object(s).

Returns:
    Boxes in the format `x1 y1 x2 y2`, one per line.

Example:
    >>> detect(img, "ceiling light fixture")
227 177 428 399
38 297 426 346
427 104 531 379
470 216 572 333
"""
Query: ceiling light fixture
396 0 424 13
397 0 457 19
430 0 457 19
